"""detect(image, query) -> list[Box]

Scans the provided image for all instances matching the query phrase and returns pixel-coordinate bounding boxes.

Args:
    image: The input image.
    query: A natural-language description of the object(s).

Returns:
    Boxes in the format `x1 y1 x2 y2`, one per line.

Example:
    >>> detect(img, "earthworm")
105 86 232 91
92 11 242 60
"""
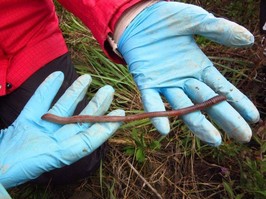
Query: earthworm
41 95 226 124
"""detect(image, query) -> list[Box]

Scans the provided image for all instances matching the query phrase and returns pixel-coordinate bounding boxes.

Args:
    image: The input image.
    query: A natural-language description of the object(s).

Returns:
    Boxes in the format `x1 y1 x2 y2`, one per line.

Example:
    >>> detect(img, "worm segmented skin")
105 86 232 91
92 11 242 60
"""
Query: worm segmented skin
41 95 227 124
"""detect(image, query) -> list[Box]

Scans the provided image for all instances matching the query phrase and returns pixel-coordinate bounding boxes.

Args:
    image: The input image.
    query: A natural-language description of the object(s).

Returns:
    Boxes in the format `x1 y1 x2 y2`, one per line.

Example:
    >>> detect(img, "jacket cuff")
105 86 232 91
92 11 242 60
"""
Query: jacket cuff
104 0 143 64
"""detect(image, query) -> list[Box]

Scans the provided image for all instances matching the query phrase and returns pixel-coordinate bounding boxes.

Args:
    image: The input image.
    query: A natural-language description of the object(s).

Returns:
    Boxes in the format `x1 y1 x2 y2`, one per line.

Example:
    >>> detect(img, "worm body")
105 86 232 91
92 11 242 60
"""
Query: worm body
42 95 226 124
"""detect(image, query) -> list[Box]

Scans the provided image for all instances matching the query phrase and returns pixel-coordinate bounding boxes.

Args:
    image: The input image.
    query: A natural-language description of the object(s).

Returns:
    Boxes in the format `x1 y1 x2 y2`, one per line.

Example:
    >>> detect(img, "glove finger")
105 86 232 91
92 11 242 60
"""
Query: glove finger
53 85 115 141
58 109 125 163
20 71 64 120
79 85 115 118
202 66 260 123
162 87 221 146
46 74 92 118
184 78 252 142
141 89 170 135
0 184 11 197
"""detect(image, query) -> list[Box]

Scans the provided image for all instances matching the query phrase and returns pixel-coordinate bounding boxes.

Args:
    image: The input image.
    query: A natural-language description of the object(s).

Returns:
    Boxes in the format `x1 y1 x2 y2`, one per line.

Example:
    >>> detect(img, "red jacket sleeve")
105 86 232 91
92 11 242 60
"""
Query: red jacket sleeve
57 0 142 64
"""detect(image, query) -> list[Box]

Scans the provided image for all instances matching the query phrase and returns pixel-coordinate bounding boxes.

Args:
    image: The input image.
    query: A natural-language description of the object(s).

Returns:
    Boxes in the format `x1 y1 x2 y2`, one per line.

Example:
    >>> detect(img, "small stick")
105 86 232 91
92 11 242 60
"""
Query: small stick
42 95 226 124
114 148 163 199
125 158 163 199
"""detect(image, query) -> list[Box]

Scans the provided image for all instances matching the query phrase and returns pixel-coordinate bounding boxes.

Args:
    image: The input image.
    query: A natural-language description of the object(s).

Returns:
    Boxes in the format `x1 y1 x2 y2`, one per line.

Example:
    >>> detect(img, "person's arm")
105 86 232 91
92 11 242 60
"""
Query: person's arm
56 0 143 63
55 1 259 146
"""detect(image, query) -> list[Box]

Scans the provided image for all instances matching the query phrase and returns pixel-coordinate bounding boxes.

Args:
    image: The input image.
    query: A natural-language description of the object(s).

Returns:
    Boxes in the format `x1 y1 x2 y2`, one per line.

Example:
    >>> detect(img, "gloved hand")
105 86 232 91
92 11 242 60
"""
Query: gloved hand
0 183 11 199
117 1 260 146
0 72 124 188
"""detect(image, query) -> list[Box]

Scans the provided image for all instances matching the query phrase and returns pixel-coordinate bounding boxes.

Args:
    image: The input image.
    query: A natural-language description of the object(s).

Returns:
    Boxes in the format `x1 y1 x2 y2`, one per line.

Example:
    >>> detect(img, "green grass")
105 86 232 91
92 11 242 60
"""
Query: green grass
9 0 266 198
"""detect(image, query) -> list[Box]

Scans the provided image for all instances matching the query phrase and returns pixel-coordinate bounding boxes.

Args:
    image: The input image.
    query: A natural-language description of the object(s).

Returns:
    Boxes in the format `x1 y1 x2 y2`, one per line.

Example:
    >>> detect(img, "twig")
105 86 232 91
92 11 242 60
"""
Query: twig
115 148 163 199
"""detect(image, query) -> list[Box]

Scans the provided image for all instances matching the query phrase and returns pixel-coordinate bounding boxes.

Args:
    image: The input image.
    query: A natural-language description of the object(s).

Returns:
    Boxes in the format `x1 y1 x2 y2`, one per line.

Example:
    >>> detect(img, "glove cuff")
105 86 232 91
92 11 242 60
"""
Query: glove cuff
114 1 159 44
108 0 159 58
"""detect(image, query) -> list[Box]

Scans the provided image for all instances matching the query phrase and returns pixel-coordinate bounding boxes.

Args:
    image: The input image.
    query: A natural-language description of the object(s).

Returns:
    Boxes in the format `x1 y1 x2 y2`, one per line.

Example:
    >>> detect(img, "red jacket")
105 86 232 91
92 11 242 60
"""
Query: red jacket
0 0 141 96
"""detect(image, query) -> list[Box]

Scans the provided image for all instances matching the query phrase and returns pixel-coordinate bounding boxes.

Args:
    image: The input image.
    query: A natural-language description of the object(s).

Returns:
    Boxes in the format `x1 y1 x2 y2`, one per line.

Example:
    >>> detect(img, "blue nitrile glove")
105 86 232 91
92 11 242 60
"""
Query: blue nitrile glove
117 1 260 146
0 72 124 188
0 183 11 199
